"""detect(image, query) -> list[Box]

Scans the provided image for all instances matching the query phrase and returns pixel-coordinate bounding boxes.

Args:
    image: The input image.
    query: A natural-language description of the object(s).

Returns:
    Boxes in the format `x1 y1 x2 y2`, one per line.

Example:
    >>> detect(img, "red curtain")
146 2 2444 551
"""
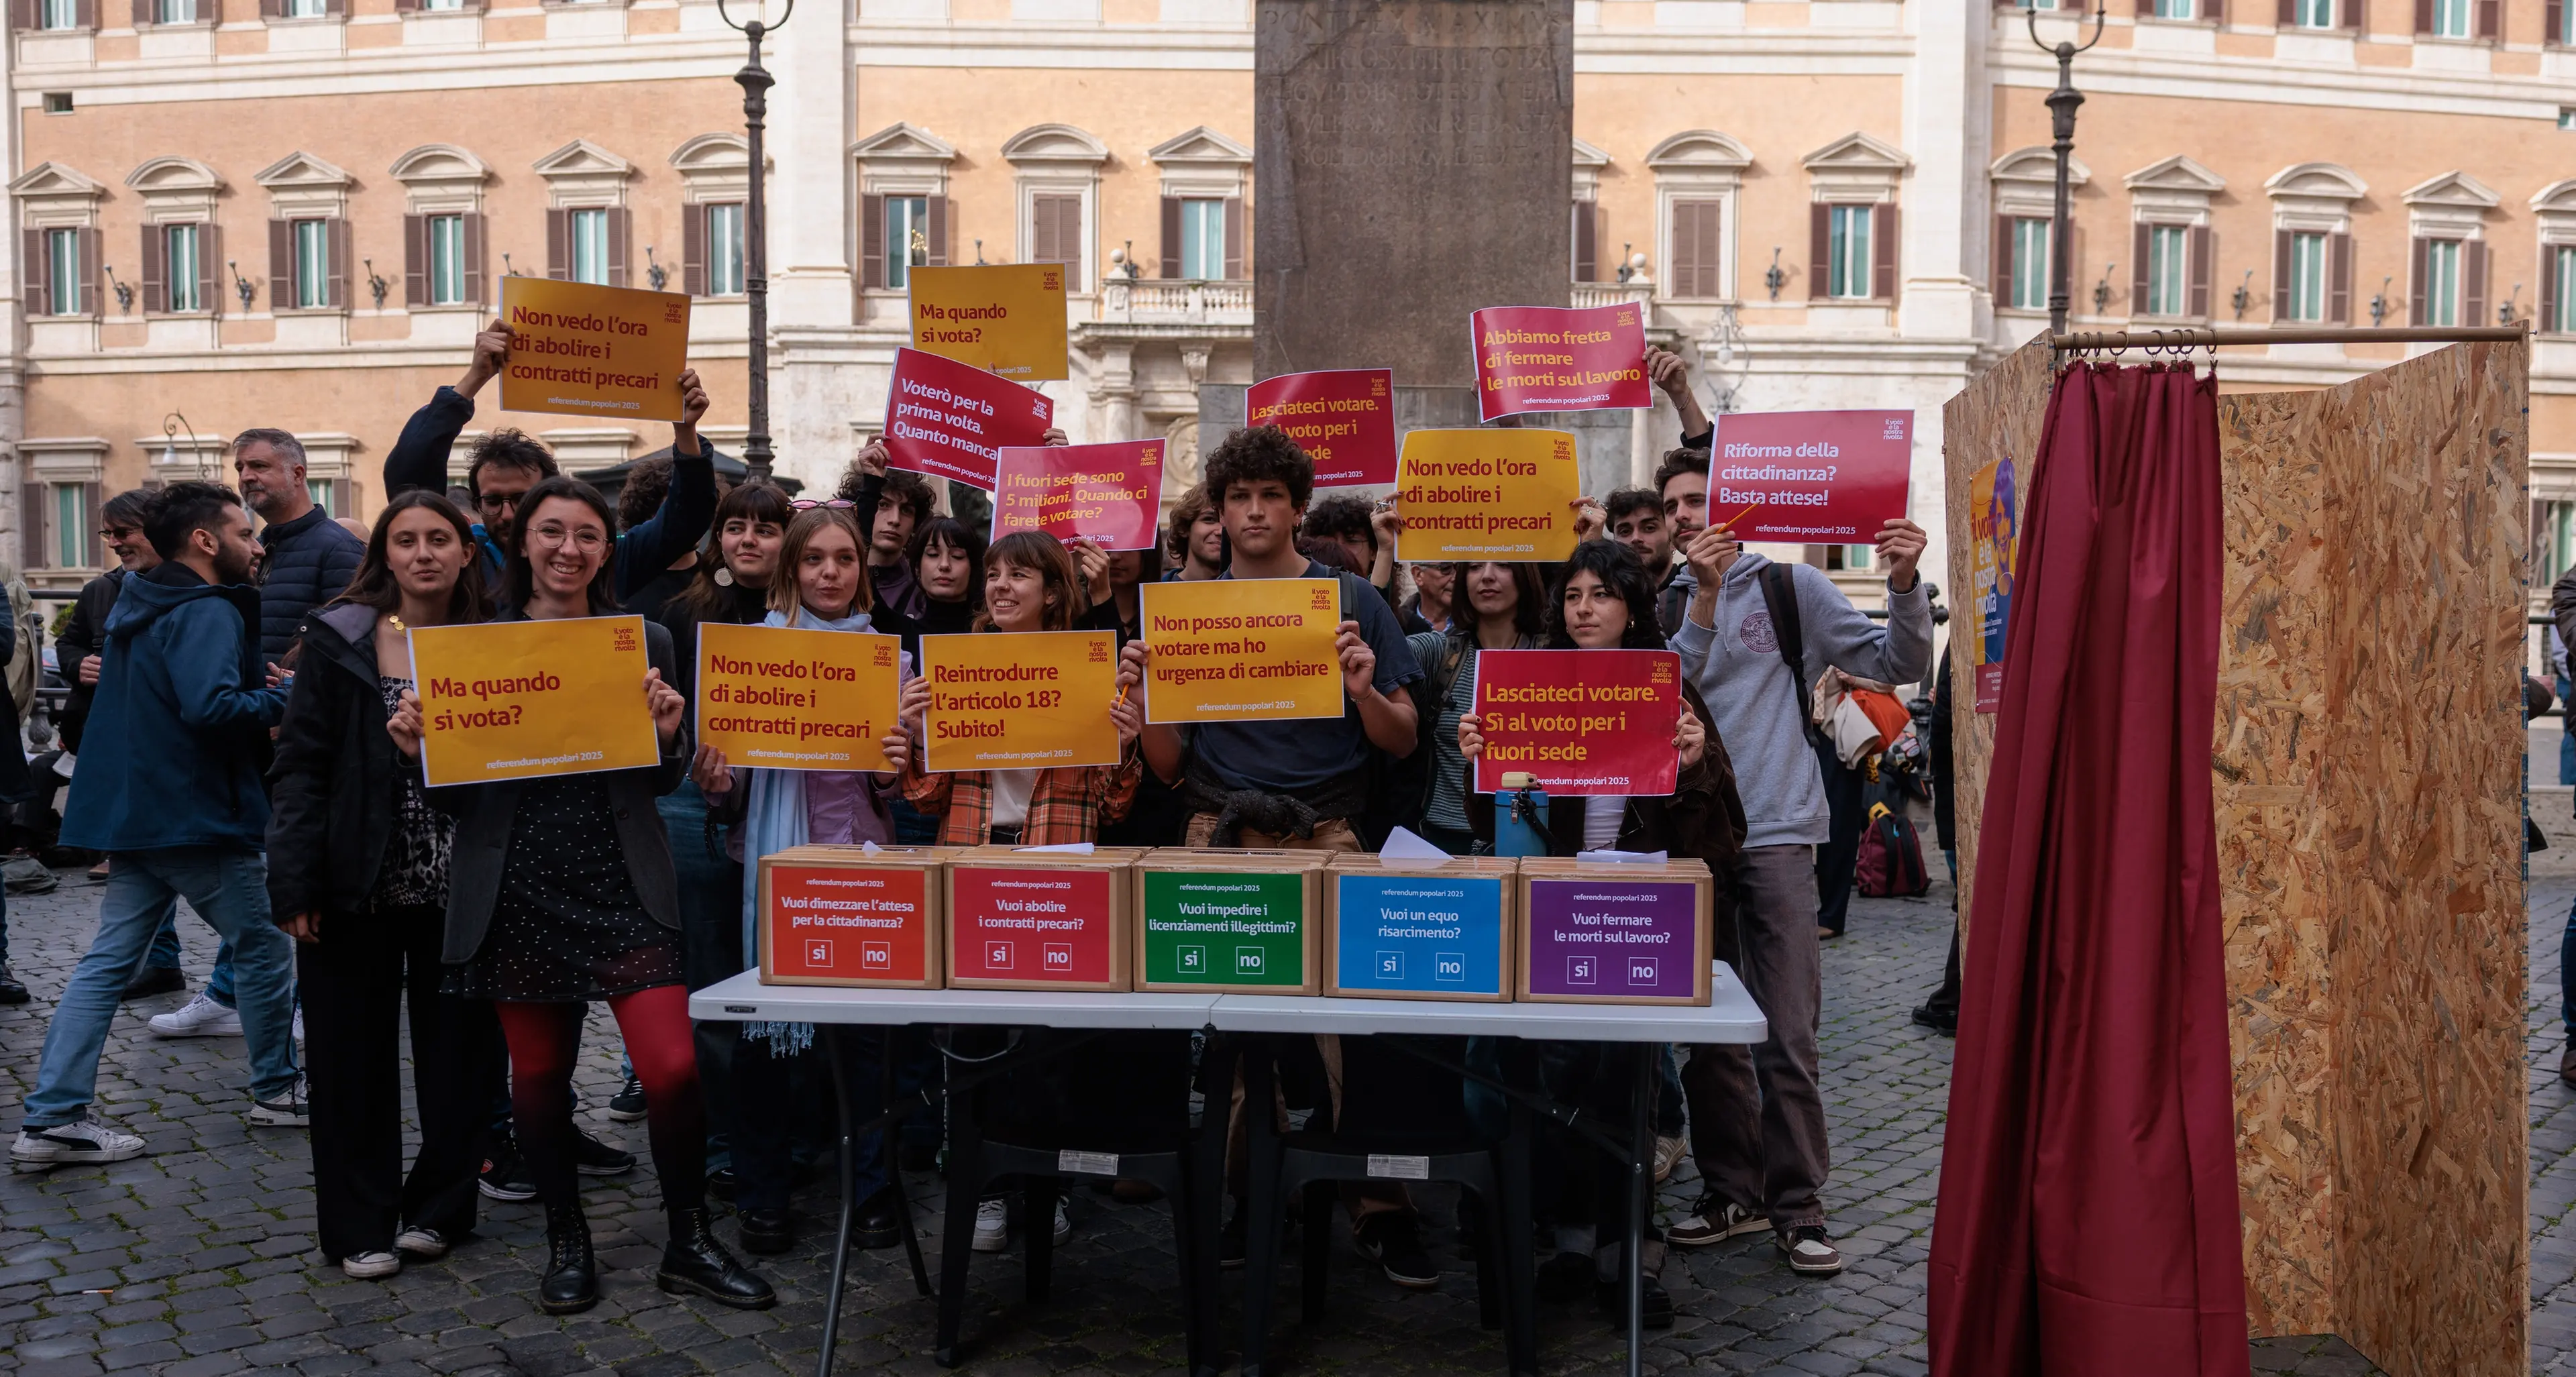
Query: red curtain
1929 362 2250 1377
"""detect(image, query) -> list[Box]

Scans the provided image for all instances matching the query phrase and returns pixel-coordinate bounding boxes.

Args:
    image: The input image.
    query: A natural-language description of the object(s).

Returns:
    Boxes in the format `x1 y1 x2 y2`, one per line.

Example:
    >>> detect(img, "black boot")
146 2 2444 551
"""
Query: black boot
539 1201 598 1315
657 1205 775 1309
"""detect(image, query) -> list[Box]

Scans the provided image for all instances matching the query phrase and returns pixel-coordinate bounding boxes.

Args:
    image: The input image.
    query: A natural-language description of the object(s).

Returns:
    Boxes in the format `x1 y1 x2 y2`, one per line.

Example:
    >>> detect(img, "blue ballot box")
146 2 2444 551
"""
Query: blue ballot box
1323 855 1519 1002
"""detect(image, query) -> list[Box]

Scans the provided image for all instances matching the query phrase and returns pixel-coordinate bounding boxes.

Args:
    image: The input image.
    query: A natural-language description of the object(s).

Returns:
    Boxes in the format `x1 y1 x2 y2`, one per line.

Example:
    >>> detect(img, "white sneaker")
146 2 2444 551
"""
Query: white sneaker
341 1251 400 1279
249 1079 310 1127
1051 1197 1072 1246
972 1198 1009 1252
11 1117 146 1170
393 1227 449 1258
149 992 241 1038
1652 1135 1688 1184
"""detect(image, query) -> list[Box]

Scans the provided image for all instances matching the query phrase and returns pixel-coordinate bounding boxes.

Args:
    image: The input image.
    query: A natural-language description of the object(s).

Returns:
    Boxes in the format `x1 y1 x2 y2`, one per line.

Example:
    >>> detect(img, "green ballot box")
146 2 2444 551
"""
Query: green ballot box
1132 848 1328 993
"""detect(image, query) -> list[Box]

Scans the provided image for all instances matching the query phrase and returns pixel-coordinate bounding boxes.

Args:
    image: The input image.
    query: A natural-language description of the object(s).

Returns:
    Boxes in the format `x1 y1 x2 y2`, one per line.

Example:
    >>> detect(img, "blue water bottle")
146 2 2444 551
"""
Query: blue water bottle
1494 771 1551 858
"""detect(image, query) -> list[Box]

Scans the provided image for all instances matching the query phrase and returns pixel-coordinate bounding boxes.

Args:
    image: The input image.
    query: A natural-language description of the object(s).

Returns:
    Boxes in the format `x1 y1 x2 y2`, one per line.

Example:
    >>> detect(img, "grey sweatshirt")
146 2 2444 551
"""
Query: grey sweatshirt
1669 553 1934 848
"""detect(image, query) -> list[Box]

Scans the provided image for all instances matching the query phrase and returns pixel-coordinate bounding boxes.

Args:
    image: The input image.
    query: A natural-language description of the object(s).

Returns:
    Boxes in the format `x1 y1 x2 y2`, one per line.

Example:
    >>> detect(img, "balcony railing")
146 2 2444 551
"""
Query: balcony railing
1571 278 1656 311
1099 277 1253 323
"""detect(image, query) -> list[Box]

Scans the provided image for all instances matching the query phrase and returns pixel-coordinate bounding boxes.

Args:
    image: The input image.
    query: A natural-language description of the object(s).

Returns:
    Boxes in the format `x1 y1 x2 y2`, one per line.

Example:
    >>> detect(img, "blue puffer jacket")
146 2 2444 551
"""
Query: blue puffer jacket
60 563 288 852
257 505 364 662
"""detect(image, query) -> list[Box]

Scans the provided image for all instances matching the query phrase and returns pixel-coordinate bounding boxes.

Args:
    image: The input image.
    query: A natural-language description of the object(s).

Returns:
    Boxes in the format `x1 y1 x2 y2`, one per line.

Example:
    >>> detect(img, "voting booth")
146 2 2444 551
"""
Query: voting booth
1942 335 2529 1377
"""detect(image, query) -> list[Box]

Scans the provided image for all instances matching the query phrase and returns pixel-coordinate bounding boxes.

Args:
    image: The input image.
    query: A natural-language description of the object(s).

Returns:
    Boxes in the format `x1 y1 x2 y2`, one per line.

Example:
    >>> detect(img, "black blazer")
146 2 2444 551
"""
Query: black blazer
265 602 408 921
431 614 691 966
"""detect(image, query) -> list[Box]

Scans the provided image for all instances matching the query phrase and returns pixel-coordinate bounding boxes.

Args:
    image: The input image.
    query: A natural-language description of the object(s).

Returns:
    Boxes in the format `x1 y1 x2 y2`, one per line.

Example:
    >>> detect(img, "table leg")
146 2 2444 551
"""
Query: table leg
818 1026 863 1377
1189 1032 1233 1377
1624 1044 1652 1377
884 1030 933 1297
1239 1042 1281 1377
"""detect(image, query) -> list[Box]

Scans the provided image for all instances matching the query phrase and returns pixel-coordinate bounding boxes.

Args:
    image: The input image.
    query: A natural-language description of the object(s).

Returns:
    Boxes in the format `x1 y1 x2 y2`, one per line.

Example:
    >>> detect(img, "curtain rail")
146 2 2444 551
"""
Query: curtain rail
2051 325 2528 351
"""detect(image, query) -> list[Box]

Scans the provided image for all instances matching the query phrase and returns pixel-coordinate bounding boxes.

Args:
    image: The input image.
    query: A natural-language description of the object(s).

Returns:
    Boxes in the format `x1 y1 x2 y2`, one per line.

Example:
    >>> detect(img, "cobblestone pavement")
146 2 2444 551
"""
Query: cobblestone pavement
0 861 2550 1376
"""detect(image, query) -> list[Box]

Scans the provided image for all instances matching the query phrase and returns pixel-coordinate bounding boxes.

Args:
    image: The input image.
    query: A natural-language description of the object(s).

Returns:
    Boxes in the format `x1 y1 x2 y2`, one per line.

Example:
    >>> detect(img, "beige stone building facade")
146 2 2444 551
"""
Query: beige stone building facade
2 0 2571 600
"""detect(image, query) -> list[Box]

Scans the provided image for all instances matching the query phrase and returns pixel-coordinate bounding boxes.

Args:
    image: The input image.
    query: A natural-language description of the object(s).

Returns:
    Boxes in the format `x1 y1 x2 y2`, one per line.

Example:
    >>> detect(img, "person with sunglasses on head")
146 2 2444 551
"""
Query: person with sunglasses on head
384 321 722 604
386 476 772 1317
268 490 496 1280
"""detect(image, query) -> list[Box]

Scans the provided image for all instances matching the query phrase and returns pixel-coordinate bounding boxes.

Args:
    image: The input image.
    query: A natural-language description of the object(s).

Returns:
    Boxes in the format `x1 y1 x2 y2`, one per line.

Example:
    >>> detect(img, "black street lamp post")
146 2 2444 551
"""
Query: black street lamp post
716 0 795 484
2027 1 2104 337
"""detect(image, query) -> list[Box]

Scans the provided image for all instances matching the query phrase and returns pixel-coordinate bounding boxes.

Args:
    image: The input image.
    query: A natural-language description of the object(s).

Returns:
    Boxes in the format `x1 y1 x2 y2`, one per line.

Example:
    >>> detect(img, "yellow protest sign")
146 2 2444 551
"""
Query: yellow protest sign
918 629 1121 773
1395 428 1582 562
906 264 1070 381
410 616 661 787
1137 577 1343 724
696 622 903 773
496 278 692 423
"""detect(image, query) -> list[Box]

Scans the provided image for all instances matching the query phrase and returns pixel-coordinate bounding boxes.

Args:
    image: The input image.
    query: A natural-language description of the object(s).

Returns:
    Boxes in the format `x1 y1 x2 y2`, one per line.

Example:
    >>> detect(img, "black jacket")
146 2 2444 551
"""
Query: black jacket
428 616 691 966
266 602 404 921
57 568 121 753
258 506 365 662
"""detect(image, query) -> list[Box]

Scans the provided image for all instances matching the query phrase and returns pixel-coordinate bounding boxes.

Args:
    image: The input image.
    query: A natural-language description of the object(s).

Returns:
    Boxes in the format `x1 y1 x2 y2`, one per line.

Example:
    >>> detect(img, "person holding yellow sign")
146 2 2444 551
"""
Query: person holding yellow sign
387 475 773 1318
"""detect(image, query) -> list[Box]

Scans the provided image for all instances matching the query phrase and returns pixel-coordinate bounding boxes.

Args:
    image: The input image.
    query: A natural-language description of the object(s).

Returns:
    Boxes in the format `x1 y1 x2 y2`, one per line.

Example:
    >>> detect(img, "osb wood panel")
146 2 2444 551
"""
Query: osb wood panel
1942 339 2528 1374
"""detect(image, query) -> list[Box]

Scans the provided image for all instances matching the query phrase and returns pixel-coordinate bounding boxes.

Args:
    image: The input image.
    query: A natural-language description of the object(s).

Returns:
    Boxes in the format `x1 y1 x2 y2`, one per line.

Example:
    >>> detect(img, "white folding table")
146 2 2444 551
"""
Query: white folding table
689 967 1767 1377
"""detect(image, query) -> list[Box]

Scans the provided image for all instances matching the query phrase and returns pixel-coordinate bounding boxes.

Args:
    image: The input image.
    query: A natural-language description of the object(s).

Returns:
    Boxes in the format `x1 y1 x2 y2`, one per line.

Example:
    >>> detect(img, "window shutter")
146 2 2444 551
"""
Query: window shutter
74 0 94 27
545 207 568 280
2271 229 2292 319
76 226 98 316
324 0 342 13
606 207 629 287
462 213 484 304
1030 196 1059 268
2408 235 2428 325
260 0 280 16
2206 0 2224 21
924 197 949 268
1160 197 1182 278
2475 0 2497 37
140 223 164 314
682 205 706 296
1672 201 1721 298
2553 0 2566 42
199 222 221 315
21 230 43 317
396 0 419 11
1872 206 1898 302
2277 0 2295 21
1992 214 2015 302
21 485 44 569
1573 202 1598 284
1058 195 1086 272
2131 223 2151 314
2415 0 2434 32
83 482 103 559
131 0 149 25
1222 198 1244 279
2187 223 2212 319
403 213 426 307
266 219 290 307
1809 203 1829 300
2343 0 2359 27
11 0 34 31
327 217 350 308
860 194 885 290
2327 231 2351 323
2463 238 2487 324
2544 247 2563 333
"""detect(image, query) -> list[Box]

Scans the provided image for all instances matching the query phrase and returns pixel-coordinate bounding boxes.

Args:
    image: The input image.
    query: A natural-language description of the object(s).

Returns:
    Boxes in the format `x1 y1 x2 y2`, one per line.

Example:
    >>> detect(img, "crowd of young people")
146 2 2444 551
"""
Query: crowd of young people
4 327 1935 1330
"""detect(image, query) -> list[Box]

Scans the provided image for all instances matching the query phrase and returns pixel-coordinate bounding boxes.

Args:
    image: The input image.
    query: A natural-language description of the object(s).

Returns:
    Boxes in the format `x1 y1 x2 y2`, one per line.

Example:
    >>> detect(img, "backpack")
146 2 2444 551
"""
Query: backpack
3 576 35 719
1754 563 1827 749
1856 802 1930 897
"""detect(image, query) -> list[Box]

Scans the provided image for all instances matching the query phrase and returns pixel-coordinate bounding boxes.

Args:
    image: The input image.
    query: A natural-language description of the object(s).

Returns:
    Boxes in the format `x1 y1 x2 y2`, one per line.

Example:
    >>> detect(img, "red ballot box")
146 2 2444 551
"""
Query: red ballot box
990 440 1163 549
1246 369 1398 487
1471 649 1684 797
1470 304 1651 421
882 347 1055 490
1708 410 1915 544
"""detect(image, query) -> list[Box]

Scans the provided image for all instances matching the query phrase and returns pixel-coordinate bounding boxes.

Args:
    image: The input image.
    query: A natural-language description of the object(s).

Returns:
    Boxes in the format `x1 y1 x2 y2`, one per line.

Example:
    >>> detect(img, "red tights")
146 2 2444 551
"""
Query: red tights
495 985 704 1217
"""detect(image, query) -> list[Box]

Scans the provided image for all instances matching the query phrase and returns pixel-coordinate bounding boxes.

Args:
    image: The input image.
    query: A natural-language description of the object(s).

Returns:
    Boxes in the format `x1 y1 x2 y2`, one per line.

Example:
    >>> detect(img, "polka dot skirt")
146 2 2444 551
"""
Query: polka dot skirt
445 773 686 1003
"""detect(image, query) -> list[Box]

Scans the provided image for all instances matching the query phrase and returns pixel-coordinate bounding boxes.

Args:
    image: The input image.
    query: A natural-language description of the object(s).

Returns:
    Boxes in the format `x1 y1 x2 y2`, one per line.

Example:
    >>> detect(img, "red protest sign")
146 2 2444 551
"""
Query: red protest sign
1471 649 1683 797
1246 369 1397 488
882 346 1055 490
1709 410 1914 544
991 440 1163 550
1470 304 1651 421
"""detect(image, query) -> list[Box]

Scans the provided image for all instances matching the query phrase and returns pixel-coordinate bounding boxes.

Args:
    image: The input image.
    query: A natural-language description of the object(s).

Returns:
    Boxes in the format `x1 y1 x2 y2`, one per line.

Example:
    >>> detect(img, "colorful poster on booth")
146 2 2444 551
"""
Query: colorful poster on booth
1136 577 1344 724
1393 428 1582 562
1246 369 1398 487
918 629 1121 773
409 616 661 787
1708 410 1914 544
496 278 692 423
694 622 903 773
882 347 1056 490
1470 303 1650 421
1470 649 1682 796
990 440 1162 550
905 264 1070 381
1968 453 2017 714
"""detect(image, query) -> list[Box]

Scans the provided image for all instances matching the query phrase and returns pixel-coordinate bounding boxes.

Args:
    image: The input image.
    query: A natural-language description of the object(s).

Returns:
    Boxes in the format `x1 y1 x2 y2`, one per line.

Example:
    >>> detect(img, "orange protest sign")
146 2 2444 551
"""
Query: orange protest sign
496 278 692 423
990 440 1163 550
695 622 904 773
906 264 1070 380
1137 577 1343 724
410 616 662 786
918 630 1122 773
1394 428 1582 562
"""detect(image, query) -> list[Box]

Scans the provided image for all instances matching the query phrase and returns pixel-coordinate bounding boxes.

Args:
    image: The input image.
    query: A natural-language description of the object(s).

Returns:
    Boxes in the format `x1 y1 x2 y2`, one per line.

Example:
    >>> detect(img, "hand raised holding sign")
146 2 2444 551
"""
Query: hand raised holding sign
1676 707 1707 771
456 320 513 401
388 687 425 759
645 668 685 742
1334 620 1375 701
692 743 734 796
1874 517 1928 592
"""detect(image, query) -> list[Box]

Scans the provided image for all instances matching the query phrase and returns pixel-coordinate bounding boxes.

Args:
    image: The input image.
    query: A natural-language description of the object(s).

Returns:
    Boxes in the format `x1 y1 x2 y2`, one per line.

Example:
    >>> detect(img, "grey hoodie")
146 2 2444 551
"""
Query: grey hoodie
1669 553 1933 848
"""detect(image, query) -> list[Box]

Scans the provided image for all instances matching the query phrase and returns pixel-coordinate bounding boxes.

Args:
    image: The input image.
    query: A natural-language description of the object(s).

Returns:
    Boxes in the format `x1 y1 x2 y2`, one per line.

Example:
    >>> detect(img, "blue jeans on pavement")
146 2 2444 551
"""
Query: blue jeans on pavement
142 904 228 1008
23 847 299 1127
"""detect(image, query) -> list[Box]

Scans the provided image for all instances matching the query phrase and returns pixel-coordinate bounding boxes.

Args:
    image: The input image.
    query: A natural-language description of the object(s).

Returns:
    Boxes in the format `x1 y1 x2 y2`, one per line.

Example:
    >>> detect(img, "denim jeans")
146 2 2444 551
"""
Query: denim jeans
23 847 299 1127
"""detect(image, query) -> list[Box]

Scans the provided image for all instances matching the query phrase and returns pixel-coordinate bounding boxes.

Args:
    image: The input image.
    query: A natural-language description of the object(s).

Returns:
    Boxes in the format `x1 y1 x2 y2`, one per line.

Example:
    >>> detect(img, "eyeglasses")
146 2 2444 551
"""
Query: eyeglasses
790 498 855 510
478 492 527 513
527 523 606 550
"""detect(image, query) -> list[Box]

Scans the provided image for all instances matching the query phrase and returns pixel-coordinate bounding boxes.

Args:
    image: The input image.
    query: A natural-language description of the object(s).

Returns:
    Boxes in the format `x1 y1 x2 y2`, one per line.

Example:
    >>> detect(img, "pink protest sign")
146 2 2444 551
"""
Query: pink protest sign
1469 303 1651 421
1709 410 1915 545
1246 369 1397 488
881 347 1055 490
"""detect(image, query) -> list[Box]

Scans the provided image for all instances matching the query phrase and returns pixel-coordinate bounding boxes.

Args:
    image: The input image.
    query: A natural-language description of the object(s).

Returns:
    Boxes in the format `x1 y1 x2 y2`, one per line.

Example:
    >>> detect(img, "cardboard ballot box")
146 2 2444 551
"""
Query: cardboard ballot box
1323 854 1518 1002
1514 857 1713 1005
756 845 959 989
943 846 1147 991
1132 848 1330 994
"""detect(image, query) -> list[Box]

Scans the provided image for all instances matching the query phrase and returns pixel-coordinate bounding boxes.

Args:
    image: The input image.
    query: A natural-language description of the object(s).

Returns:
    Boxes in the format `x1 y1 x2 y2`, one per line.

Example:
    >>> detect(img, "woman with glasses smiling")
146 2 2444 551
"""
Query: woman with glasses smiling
387 474 773 1317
